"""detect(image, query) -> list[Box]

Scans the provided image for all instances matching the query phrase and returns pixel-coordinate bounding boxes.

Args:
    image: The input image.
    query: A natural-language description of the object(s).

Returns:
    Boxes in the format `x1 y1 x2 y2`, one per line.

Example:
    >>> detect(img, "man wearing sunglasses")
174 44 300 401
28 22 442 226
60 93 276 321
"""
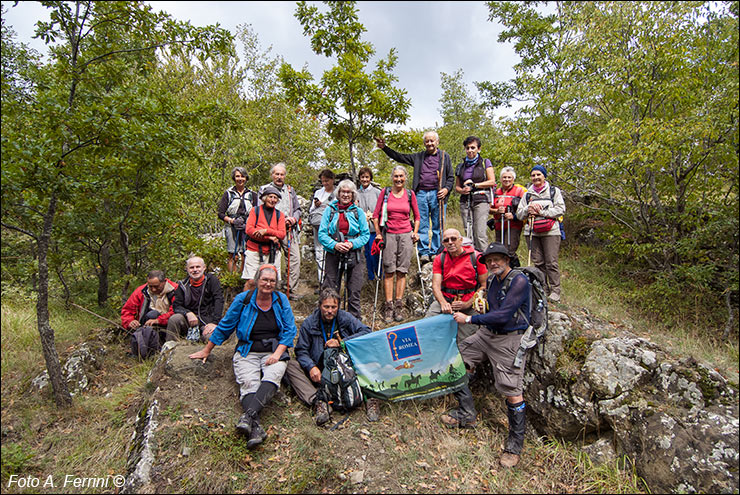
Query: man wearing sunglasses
426 228 488 343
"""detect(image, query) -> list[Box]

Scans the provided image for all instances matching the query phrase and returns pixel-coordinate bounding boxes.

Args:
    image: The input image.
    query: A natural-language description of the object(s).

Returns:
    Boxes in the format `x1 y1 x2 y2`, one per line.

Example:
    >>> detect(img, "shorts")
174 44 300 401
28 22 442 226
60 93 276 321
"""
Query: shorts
382 232 413 274
225 225 246 255
241 249 282 280
459 329 526 397
233 352 287 398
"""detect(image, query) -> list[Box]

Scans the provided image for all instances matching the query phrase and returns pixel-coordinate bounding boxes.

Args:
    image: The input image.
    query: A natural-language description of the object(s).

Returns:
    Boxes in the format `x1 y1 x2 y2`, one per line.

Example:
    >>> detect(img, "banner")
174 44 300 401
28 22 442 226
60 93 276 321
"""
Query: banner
343 314 467 402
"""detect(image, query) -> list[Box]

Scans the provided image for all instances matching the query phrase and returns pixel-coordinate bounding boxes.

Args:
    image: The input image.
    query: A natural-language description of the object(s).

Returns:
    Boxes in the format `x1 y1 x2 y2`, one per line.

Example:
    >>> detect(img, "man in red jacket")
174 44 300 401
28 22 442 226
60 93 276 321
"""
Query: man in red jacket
121 270 178 332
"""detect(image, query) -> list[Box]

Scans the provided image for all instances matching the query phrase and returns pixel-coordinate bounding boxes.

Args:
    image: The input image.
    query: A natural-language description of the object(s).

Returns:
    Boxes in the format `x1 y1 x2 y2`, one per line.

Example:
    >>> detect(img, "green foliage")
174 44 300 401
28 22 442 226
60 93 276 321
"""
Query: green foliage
1 443 37 481
279 1 411 179
483 1 739 328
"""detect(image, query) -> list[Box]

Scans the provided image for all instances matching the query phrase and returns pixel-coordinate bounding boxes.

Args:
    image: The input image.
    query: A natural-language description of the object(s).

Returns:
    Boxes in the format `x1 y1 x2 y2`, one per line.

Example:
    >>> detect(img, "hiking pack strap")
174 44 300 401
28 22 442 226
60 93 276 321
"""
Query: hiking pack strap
501 268 529 325
440 251 479 288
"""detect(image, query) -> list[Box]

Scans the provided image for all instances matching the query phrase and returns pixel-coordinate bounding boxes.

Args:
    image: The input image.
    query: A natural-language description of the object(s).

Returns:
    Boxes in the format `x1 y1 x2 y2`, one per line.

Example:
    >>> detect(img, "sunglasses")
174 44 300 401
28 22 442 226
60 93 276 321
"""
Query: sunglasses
443 237 459 243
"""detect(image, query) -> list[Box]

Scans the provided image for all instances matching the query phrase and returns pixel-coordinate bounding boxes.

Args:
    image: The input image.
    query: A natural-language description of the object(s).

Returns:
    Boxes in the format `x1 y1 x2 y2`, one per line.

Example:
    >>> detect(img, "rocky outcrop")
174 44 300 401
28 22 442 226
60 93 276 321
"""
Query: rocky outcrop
31 341 107 396
525 311 739 494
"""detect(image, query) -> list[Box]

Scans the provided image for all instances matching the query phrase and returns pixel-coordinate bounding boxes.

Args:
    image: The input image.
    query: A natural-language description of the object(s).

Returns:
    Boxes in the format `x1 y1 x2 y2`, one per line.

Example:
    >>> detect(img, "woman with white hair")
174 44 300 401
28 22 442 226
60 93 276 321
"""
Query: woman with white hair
317 179 370 319
189 264 296 449
491 166 527 267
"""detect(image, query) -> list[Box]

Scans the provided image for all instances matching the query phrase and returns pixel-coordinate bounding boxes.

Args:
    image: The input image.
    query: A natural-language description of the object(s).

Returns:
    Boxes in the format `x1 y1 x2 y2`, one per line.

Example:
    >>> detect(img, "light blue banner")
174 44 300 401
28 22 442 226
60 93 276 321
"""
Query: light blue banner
343 314 467 402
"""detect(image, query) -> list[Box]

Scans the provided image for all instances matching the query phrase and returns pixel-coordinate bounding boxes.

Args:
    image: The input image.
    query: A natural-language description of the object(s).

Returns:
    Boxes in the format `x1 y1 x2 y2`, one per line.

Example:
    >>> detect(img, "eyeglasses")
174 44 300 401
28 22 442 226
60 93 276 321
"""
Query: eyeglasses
443 237 459 243
259 278 277 285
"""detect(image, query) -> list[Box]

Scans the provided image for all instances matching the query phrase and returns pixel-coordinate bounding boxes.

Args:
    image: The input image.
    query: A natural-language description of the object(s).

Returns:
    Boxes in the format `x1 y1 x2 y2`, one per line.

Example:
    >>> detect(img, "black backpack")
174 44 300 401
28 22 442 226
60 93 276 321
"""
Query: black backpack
129 326 161 360
498 266 548 368
318 346 364 412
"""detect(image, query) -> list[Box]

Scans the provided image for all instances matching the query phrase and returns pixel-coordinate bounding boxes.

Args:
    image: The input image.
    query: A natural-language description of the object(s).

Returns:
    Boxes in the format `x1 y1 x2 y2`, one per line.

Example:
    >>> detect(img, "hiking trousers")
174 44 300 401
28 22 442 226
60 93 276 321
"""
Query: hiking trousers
527 234 561 297
284 359 318 405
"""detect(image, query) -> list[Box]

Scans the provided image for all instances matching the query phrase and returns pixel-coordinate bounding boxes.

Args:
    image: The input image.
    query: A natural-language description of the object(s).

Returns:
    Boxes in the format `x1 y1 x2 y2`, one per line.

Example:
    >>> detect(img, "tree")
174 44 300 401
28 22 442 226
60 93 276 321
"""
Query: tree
1 0 232 406
483 1 739 328
278 0 411 180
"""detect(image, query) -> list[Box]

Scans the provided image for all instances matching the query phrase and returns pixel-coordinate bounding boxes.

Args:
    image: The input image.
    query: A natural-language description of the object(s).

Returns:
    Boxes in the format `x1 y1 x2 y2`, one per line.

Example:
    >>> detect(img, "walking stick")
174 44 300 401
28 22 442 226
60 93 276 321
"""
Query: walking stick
371 248 384 332
285 231 291 299
527 216 534 266
506 207 511 245
501 210 505 243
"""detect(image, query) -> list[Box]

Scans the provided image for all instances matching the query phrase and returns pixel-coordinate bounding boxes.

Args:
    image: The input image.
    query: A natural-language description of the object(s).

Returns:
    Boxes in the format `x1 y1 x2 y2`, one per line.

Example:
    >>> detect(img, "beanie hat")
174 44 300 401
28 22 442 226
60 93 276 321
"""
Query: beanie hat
531 165 547 177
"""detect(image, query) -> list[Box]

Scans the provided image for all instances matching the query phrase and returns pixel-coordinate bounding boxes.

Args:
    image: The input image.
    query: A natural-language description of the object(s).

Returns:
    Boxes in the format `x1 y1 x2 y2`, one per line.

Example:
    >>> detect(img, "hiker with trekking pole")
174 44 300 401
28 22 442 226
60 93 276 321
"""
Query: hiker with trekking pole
454 136 497 252
259 163 302 300
371 166 420 324
488 166 526 268
317 179 369 321
515 165 565 302
374 132 453 266
425 228 488 345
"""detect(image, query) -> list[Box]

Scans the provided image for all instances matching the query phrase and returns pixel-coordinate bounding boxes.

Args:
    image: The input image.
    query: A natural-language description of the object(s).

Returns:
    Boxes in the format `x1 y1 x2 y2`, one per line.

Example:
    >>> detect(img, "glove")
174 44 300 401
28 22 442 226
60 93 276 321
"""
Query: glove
370 237 385 256
472 289 488 314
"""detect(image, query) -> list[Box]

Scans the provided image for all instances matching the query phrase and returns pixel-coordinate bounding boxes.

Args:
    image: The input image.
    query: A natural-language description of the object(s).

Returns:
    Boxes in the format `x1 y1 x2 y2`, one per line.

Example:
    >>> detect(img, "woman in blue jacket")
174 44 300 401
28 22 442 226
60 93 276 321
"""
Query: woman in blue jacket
189 265 297 449
318 179 370 320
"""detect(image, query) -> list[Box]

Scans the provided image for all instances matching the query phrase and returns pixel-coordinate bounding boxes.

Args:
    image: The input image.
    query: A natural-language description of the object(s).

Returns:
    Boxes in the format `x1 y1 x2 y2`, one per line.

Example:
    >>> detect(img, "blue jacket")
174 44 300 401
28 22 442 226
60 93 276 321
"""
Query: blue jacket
318 200 370 253
209 290 297 358
295 308 370 373
471 271 530 333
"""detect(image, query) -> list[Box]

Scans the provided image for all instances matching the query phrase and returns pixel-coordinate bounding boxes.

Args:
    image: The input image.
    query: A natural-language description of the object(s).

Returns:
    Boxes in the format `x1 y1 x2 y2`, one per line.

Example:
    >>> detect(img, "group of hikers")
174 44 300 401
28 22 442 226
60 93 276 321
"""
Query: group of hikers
121 132 566 468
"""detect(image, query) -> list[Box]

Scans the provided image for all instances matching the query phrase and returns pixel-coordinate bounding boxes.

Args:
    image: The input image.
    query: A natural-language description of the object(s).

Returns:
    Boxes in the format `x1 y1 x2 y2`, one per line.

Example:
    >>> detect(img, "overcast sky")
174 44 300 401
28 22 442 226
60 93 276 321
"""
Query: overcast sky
2 1 522 130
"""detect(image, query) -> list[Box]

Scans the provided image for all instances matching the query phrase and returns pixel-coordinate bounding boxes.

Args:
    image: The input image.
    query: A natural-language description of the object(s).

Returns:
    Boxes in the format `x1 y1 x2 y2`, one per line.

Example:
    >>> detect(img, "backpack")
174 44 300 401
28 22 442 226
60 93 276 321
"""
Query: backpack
526 186 565 240
499 266 548 368
129 326 161 360
318 346 364 412
326 204 361 227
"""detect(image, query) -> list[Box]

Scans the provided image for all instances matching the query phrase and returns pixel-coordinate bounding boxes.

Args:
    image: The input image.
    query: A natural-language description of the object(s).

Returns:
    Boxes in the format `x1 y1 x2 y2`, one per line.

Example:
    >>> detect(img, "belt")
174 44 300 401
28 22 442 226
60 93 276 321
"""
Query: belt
487 328 526 336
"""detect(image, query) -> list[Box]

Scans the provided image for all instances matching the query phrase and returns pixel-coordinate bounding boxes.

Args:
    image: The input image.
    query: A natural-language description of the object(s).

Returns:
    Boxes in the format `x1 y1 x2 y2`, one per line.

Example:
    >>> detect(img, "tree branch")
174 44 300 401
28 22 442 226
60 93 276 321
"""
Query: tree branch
0 221 38 241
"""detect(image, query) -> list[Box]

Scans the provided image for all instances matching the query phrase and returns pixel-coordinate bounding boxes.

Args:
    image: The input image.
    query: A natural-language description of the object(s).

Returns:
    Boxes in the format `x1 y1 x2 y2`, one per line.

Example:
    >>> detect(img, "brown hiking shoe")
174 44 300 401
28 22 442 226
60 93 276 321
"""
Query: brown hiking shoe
440 410 477 429
382 301 394 323
393 299 405 322
365 398 380 422
500 452 520 468
313 399 330 426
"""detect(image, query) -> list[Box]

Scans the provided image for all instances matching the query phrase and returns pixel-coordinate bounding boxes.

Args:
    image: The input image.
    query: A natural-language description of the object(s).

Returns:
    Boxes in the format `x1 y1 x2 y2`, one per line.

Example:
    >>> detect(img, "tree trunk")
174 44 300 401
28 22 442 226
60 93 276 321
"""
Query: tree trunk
97 238 110 306
120 224 132 306
37 192 73 407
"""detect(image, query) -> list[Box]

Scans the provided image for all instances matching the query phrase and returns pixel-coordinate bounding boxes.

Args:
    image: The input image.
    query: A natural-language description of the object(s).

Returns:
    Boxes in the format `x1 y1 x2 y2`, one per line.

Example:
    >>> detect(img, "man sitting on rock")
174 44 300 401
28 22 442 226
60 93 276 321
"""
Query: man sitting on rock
442 242 531 469
284 288 381 425
167 256 224 343
121 270 178 339
426 228 488 344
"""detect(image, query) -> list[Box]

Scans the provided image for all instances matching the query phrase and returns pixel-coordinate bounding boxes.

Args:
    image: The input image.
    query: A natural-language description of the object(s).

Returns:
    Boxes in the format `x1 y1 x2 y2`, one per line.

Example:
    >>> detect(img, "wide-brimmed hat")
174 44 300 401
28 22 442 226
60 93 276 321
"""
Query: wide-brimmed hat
478 242 511 264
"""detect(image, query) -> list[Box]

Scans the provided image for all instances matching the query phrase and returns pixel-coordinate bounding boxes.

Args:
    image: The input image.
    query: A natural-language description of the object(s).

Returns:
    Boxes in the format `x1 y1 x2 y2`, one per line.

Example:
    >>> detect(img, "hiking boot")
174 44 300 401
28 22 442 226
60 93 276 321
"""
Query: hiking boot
235 413 252 436
393 299 405 322
500 452 520 468
365 398 380 422
313 399 330 426
548 292 561 302
246 420 267 449
440 408 477 428
382 301 394 323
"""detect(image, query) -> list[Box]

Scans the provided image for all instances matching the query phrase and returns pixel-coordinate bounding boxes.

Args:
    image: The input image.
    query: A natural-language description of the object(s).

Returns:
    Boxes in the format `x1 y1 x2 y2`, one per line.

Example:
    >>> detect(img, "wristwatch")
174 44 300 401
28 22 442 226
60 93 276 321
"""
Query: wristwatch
465 315 472 324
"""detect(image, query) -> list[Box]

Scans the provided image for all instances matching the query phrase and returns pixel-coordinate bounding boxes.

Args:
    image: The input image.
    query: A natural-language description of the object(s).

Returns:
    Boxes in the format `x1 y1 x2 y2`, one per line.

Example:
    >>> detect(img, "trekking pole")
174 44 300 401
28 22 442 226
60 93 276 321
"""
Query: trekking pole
501 211 505 243
527 216 534 266
286 231 291 299
506 206 511 245
371 248 383 332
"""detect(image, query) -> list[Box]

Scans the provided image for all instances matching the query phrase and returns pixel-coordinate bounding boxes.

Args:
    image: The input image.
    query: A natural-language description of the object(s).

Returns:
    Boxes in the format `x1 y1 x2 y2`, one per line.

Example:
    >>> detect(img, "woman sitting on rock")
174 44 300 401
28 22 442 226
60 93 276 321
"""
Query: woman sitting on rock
189 264 297 449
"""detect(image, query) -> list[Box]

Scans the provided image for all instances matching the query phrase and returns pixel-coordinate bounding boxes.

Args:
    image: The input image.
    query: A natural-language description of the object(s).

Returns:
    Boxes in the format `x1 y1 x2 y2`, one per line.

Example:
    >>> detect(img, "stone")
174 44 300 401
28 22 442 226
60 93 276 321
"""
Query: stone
350 470 364 484
31 341 107 396
581 437 617 466
521 310 739 494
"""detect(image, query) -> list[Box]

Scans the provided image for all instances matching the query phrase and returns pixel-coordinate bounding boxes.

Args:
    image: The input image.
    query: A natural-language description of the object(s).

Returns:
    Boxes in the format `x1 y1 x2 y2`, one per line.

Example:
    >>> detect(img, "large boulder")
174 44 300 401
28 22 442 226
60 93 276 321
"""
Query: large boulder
524 311 739 494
